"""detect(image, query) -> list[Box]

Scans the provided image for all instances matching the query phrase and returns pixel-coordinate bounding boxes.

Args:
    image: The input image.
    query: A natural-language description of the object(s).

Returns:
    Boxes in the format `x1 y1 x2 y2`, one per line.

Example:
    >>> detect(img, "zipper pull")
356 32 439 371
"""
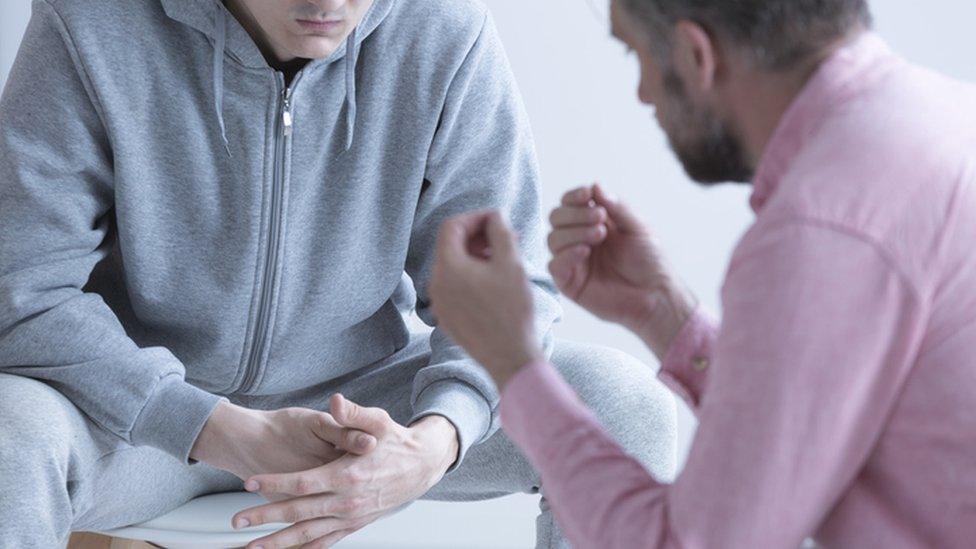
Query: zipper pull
282 88 293 137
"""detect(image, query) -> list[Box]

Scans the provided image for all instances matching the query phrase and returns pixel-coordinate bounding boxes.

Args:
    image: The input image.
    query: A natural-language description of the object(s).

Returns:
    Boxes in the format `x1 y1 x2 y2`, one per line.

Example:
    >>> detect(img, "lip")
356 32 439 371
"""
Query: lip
296 19 344 33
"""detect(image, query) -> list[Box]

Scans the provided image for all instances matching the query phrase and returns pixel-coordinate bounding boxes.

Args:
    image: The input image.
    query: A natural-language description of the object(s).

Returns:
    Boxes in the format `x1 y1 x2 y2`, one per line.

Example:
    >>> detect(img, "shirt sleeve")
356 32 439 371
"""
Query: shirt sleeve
657 308 718 411
500 221 924 548
405 10 561 470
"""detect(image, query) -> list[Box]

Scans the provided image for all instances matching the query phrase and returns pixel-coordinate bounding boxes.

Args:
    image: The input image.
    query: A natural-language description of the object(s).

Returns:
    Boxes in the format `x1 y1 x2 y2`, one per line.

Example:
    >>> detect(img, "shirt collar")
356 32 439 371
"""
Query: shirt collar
750 32 899 213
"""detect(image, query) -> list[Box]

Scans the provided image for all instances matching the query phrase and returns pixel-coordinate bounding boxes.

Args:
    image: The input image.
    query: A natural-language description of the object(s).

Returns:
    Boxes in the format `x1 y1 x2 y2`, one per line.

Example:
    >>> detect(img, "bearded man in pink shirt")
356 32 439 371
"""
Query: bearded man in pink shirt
423 0 976 547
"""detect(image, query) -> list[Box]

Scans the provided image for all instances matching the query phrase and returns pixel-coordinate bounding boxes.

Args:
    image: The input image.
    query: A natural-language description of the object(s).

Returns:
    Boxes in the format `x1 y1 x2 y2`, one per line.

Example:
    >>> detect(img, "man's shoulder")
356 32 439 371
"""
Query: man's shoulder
36 0 162 34
786 65 976 207
386 0 489 44
394 0 488 26
40 0 154 18
758 68 976 291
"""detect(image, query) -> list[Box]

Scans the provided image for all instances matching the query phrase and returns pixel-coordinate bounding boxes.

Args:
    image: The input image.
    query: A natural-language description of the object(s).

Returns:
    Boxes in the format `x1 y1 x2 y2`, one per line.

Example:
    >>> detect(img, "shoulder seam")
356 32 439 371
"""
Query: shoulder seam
728 216 924 305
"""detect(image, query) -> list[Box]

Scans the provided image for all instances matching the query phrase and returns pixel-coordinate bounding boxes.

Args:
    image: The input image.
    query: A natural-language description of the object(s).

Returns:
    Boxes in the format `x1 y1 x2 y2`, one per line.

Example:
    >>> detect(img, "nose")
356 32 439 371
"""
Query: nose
638 82 655 106
309 0 347 12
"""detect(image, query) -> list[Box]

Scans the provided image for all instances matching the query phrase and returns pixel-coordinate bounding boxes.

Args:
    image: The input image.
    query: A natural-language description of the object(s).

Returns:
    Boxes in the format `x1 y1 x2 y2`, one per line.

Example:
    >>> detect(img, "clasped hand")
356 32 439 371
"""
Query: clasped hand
231 394 458 549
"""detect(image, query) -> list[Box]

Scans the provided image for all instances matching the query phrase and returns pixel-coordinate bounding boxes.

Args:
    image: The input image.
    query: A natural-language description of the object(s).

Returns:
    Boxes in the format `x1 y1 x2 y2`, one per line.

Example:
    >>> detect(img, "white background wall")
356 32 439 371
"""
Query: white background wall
2 1 975 547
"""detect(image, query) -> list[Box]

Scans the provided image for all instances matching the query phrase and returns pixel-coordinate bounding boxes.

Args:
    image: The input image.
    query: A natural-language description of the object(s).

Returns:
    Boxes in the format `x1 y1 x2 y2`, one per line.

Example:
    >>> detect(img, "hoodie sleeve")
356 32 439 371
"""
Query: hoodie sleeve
404 11 562 469
0 1 222 463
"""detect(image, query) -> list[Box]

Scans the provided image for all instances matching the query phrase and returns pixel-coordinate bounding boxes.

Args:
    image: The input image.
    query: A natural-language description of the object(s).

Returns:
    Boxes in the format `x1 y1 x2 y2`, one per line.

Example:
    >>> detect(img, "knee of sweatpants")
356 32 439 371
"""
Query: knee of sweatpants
549 339 678 481
0 374 79 486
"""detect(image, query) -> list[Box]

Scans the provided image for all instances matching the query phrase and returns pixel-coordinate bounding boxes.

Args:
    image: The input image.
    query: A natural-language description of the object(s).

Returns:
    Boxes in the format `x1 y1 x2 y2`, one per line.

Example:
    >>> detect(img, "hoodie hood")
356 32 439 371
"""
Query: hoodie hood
160 0 395 153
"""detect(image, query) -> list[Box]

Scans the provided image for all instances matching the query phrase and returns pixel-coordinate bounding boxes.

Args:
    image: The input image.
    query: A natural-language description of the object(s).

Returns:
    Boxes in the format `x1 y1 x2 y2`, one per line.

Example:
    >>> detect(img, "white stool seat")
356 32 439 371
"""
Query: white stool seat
98 492 287 549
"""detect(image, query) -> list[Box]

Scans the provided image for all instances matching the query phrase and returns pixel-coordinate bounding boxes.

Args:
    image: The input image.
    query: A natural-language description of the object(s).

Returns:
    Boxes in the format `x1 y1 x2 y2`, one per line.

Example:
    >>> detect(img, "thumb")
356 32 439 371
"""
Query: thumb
312 414 377 455
485 211 518 261
592 184 646 235
330 394 393 436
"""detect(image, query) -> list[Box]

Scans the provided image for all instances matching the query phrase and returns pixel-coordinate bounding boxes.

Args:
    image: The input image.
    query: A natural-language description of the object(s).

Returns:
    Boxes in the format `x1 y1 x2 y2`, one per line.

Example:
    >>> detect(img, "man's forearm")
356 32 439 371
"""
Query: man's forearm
626 284 698 361
189 401 265 472
408 415 461 477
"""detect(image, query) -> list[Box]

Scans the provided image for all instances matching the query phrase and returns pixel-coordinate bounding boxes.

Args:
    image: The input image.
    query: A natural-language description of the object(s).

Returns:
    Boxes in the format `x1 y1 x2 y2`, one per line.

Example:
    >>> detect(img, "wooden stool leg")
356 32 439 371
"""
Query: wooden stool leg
68 532 159 549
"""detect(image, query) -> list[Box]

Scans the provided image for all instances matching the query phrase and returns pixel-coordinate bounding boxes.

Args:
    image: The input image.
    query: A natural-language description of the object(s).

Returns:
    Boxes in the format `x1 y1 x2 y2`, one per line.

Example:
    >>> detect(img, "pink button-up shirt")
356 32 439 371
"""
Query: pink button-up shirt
500 33 976 548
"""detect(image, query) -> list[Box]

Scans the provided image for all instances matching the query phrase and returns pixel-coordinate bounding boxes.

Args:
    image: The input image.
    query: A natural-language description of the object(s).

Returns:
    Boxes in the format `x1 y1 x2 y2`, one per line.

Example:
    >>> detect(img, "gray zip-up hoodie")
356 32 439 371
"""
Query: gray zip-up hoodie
0 0 560 467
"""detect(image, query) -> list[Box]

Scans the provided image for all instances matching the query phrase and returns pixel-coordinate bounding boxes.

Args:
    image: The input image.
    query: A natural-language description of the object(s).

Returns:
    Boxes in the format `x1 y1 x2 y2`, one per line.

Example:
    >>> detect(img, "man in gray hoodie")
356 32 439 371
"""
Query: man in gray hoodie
0 0 677 547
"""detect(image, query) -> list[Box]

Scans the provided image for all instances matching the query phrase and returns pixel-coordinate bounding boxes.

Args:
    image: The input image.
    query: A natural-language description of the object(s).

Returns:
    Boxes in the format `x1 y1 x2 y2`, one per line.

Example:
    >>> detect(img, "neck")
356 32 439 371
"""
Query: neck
731 30 867 168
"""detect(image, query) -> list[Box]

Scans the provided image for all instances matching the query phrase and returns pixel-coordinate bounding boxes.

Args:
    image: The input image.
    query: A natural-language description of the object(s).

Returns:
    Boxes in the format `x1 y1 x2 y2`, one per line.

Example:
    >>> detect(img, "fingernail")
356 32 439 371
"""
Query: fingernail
245 480 259 492
235 518 250 529
253 546 264 549
357 434 369 448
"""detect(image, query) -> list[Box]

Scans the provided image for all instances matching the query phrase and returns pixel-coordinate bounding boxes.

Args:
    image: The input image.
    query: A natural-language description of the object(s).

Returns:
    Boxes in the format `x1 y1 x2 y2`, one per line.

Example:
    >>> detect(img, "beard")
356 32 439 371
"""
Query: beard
659 68 754 185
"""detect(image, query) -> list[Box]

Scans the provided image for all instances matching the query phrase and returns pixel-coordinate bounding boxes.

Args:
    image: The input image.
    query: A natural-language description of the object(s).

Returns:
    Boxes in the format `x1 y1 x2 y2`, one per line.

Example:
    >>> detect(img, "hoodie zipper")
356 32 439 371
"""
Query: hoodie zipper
239 74 296 394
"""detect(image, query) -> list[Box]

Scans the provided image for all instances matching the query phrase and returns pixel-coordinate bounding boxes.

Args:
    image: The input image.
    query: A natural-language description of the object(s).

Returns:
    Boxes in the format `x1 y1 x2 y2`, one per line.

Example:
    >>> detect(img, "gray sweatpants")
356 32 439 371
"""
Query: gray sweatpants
0 337 677 548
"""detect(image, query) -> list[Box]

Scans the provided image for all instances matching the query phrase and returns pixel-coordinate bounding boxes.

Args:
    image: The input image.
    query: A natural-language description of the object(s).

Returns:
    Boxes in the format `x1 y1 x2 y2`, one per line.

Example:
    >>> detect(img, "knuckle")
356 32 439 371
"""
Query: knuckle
319 499 337 517
338 468 362 487
300 526 317 543
319 414 336 431
346 497 369 516
283 506 302 524
439 219 458 236
295 478 316 495
280 407 303 420
335 498 356 516
548 209 561 225
339 469 358 486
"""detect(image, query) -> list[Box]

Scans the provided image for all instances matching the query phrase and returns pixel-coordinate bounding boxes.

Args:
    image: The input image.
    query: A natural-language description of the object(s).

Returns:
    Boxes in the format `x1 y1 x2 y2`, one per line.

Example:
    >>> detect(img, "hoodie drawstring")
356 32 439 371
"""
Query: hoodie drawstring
212 3 231 156
212 2 361 153
343 26 359 150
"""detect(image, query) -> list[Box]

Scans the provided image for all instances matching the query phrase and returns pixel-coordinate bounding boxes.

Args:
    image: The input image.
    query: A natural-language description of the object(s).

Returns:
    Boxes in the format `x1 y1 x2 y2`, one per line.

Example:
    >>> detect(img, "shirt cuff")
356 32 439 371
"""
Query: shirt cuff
129 375 224 464
410 379 492 473
658 307 718 409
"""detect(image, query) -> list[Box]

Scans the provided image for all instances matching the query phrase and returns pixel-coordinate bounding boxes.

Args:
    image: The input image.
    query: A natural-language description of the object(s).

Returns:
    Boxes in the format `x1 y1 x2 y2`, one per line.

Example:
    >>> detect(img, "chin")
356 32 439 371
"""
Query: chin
291 37 343 60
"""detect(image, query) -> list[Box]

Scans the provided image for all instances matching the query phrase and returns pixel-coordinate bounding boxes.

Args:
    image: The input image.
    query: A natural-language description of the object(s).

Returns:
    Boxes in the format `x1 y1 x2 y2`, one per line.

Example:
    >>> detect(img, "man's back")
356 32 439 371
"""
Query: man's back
747 35 976 546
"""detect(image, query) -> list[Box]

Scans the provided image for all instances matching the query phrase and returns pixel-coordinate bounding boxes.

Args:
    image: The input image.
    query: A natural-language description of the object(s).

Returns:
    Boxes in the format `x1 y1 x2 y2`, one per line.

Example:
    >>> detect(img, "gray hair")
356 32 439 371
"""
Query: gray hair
619 0 873 71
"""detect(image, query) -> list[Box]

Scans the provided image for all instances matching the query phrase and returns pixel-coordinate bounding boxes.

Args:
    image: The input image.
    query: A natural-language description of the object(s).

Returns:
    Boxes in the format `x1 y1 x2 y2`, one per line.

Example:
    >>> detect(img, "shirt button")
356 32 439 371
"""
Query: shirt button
692 357 710 371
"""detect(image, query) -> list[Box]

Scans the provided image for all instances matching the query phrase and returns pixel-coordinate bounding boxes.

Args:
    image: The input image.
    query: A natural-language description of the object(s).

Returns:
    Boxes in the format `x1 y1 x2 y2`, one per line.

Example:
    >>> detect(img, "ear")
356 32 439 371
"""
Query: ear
671 20 718 95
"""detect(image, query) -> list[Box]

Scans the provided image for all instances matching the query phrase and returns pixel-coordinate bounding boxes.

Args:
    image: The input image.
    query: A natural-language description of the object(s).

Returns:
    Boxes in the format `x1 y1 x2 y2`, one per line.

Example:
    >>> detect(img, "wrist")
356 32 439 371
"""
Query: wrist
628 286 697 360
410 415 460 477
485 343 544 392
189 401 265 472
